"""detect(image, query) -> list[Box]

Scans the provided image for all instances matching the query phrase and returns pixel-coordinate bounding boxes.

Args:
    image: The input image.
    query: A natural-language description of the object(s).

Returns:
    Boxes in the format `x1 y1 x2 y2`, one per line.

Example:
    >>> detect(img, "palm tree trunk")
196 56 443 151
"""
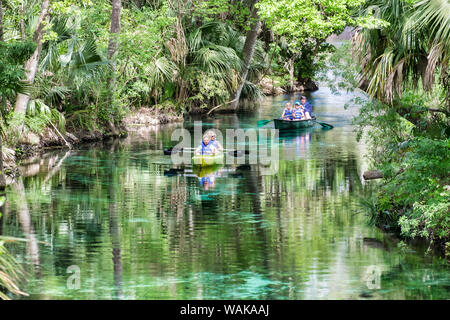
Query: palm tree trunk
229 1 261 110
106 0 121 136
14 0 50 115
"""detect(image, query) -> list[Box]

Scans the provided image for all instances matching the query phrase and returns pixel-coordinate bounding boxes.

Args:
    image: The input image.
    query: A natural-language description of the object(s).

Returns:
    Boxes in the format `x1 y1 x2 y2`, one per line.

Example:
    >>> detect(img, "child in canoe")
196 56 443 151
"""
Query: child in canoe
195 135 217 155
281 103 294 120
293 101 305 120
206 130 224 152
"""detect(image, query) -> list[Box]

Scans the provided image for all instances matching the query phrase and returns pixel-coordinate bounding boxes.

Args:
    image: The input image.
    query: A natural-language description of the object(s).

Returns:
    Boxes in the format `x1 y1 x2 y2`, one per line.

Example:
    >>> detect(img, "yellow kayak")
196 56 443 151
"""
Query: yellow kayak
192 152 224 167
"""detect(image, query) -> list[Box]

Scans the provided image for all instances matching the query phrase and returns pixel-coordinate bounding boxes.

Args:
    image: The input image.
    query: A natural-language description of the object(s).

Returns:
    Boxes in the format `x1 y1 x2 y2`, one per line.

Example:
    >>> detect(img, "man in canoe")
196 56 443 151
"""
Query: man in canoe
195 135 217 156
206 130 224 152
281 102 294 120
293 101 305 120
300 96 312 119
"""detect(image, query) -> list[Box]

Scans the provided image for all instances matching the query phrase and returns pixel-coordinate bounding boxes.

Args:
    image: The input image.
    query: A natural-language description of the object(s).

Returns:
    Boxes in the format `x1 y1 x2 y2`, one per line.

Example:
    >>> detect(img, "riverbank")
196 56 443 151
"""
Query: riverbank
1 76 317 187
0 107 183 188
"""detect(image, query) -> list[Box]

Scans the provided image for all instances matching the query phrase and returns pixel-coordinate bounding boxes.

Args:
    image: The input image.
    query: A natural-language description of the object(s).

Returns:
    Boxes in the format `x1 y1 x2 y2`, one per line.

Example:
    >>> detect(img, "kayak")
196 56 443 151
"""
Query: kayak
192 152 224 167
273 118 315 130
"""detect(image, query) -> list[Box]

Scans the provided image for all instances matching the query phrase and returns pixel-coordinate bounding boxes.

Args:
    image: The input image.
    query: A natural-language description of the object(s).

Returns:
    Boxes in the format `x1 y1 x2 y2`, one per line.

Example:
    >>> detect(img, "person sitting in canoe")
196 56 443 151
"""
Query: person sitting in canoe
206 130 223 152
195 135 217 155
300 96 312 120
281 102 294 120
293 101 305 120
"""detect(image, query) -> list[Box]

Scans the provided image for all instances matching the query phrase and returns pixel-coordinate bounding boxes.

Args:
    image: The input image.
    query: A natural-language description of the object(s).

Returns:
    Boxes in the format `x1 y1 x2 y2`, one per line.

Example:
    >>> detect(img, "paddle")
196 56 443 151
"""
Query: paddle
313 120 334 129
163 147 183 155
163 147 249 157
257 119 273 127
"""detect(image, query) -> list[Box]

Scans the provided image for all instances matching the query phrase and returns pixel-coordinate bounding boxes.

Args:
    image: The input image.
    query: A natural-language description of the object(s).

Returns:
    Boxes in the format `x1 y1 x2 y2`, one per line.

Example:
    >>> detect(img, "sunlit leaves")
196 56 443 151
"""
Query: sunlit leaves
256 0 365 46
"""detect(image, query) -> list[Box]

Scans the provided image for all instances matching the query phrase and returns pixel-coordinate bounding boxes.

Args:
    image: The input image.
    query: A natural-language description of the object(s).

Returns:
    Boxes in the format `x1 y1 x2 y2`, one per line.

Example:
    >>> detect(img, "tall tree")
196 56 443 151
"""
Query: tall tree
106 0 122 135
0 0 3 190
0 0 4 42
229 0 261 110
14 0 50 116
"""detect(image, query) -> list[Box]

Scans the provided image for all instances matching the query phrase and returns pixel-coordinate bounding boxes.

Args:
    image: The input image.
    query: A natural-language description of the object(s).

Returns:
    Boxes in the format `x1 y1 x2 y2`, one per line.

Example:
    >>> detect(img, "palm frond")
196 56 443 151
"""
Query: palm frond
146 57 178 89
0 242 28 299
408 0 450 47
193 44 242 74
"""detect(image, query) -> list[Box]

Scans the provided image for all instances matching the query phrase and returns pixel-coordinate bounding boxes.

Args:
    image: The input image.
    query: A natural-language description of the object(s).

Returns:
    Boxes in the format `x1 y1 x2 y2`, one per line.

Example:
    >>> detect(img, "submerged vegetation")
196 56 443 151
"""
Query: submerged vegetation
0 0 449 300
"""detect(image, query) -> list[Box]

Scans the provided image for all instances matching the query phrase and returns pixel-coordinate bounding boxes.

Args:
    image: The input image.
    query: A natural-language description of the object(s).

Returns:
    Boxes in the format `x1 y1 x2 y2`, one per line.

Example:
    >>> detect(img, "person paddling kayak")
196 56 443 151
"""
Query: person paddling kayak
206 130 223 152
195 135 217 155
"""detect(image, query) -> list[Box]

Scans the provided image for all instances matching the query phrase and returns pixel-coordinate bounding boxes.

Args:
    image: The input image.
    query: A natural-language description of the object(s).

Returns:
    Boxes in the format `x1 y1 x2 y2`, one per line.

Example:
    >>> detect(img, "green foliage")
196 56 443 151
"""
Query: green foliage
0 41 35 106
379 138 449 243
322 3 450 251
0 239 27 300
354 0 450 104
257 0 364 46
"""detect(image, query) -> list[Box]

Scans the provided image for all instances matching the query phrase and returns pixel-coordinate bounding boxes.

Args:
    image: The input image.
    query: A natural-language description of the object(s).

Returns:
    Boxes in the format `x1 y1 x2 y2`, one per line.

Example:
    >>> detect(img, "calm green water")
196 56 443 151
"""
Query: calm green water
1 88 449 299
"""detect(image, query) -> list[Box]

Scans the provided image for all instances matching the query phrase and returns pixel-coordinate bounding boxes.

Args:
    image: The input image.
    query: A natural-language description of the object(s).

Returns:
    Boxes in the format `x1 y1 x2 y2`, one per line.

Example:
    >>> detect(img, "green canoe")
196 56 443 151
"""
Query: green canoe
273 118 315 130
192 152 224 167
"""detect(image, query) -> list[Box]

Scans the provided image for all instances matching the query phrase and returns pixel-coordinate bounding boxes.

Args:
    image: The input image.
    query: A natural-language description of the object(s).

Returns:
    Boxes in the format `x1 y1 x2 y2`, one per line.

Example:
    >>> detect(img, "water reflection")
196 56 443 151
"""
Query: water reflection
1 91 449 300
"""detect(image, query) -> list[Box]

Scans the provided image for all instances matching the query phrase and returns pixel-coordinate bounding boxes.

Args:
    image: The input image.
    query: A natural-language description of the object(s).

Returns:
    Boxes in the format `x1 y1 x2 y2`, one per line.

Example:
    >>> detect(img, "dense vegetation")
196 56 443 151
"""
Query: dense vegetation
326 0 449 255
0 0 449 299
0 0 362 141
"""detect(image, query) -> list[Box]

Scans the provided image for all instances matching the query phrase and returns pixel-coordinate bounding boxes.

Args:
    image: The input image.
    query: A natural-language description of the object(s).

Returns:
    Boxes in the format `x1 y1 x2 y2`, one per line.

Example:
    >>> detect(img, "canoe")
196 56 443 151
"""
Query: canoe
192 152 224 167
273 118 315 130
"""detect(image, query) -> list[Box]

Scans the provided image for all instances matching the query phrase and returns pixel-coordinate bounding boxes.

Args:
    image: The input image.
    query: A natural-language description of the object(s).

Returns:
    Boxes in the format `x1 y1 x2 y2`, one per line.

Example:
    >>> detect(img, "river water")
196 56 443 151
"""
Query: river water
1 88 449 299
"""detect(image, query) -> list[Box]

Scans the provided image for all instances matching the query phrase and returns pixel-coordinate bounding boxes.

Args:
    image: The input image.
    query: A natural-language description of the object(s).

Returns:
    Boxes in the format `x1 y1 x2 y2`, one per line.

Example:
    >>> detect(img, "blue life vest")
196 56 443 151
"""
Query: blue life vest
303 101 312 114
199 141 214 155
294 107 304 119
283 108 293 119
209 140 219 149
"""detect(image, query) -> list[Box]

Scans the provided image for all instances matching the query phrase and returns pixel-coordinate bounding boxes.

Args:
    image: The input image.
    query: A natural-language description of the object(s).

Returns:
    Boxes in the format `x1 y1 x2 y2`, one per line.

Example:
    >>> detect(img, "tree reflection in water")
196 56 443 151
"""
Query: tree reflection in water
0 104 449 299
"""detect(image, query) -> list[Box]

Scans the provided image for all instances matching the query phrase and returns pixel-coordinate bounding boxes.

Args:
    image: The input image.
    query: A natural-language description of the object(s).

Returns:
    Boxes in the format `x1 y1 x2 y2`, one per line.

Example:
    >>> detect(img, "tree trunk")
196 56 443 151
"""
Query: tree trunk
0 134 5 191
285 58 295 92
363 170 384 180
0 0 4 42
106 0 122 136
229 1 261 110
0 2 4 190
19 4 26 41
107 0 121 61
14 0 50 115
